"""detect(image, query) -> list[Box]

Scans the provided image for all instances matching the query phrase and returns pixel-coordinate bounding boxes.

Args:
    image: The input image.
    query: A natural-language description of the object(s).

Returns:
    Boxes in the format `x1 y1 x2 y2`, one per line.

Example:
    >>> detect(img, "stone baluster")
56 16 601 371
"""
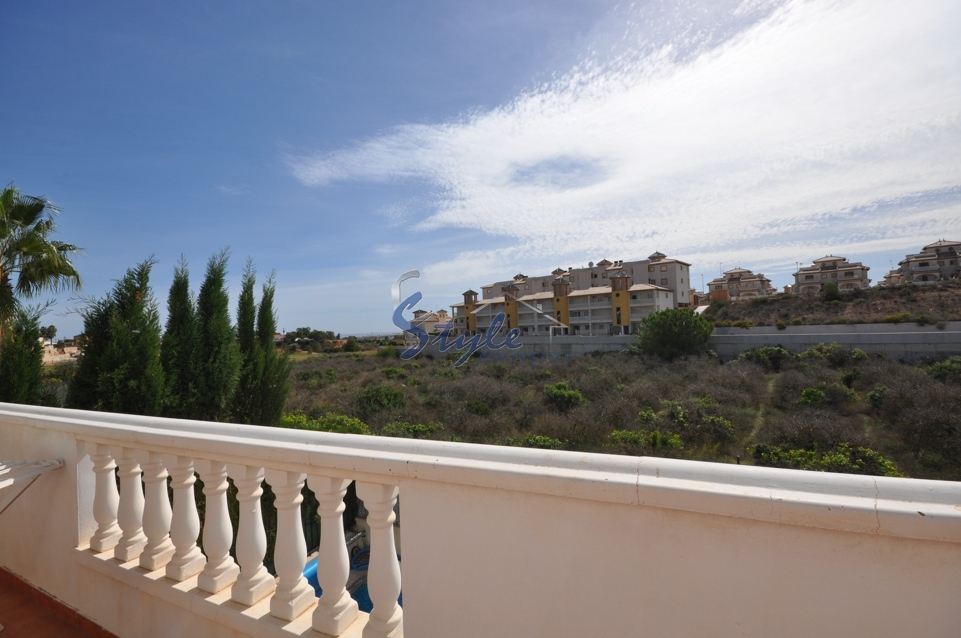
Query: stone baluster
228 464 275 606
266 470 314 621
88 444 122 552
195 460 240 593
164 455 206 581
356 482 403 638
137 451 174 571
308 476 358 636
113 447 147 562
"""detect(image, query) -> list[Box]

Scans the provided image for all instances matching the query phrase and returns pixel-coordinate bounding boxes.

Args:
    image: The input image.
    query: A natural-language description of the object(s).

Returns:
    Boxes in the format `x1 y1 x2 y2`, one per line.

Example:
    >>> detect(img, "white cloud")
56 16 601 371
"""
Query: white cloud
289 0 961 289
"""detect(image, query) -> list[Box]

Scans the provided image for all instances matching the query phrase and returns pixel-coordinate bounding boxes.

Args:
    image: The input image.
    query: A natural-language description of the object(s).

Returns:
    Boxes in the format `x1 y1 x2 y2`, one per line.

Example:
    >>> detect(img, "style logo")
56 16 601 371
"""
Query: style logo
391 270 522 366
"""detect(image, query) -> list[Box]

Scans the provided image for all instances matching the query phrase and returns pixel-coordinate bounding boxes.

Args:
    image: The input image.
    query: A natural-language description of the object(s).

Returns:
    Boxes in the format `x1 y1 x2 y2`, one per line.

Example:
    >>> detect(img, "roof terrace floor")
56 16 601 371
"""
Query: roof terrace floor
0 570 98 637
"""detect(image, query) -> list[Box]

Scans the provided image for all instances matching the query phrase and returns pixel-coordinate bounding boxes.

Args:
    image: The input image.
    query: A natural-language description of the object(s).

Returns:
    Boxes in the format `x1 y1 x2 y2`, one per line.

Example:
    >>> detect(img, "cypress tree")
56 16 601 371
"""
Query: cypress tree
254 272 291 426
67 297 112 410
0 305 45 405
194 249 240 421
68 258 165 415
161 257 200 418
232 258 264 424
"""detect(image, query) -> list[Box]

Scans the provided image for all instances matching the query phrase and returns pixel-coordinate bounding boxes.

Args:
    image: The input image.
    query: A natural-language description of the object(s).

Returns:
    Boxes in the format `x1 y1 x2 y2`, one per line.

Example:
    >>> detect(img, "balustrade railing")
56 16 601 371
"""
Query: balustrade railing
75 432 404 637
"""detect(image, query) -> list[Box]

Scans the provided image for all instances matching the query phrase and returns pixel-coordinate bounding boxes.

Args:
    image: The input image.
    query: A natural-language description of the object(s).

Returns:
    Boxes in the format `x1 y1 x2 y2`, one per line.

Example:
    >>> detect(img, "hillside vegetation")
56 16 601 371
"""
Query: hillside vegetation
284 345 961 481
704 279 961 327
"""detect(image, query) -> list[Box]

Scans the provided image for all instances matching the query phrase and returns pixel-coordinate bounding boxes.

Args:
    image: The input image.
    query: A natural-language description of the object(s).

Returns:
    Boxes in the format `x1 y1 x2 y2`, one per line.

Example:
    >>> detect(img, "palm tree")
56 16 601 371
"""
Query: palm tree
0 185 82 328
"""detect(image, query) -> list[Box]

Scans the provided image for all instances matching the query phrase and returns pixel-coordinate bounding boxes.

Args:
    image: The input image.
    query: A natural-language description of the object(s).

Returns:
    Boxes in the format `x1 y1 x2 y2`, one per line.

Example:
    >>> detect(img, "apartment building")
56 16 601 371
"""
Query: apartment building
706 267 776 302
896 239 961 283
479 252 695 309
452 272 674 337
793 256 871 294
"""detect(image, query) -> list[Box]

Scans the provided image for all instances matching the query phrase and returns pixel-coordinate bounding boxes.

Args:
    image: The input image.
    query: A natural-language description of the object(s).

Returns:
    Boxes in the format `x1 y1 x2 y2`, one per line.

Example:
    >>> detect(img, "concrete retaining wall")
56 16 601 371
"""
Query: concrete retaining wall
709 321 961 361
413 322 961 363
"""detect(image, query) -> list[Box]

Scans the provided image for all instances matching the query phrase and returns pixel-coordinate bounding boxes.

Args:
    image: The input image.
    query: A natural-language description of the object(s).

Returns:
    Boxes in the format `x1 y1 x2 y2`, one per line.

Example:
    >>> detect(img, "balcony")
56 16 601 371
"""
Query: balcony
1 403 959 637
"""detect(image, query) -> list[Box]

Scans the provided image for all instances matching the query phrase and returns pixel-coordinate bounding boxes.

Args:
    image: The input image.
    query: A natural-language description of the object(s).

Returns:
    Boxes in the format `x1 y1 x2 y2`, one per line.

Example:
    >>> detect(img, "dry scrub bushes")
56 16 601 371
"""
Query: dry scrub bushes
282 343 961 479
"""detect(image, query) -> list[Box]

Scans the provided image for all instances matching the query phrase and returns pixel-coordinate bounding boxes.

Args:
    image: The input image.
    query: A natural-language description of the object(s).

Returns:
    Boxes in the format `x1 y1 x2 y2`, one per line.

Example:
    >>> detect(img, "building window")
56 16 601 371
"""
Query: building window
648 266 655 272
845 272 853 277
647 293 653 298
680 278 684 284
649 278 656 285
805 275 814 280
831 273 837 278
631 294 637 300
660 278 668 285
660 265 667 271
920 262 929 267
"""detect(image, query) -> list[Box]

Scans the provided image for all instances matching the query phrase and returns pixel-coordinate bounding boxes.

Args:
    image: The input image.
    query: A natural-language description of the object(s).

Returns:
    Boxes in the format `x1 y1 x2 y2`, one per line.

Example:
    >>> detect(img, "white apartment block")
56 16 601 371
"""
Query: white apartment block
793 255 871 294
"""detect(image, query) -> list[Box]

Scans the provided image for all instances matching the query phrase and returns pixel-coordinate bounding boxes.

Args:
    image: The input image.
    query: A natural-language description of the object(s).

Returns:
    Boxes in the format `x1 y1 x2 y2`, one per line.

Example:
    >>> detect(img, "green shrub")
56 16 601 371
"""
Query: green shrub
884 313 910 324
637 407 656 423
867 385 887 408
382 420 443 439
482 363 508 379
377 345 400 358
381 367 406 379
522 435 564 450
799 342 850 367
280 411 370 434
752 443 902 477
776 320 787 330
609 428 683 453
466 400 492 416
434 367 461 379
732 320 754 329
790 317 804 325
357 385 406 417
799 388 825 406
506 372 530 384
543 381 585 412
841 368 859 388
923 357 961 385
633 309 714 360
822 283 841 302
738 346 793 372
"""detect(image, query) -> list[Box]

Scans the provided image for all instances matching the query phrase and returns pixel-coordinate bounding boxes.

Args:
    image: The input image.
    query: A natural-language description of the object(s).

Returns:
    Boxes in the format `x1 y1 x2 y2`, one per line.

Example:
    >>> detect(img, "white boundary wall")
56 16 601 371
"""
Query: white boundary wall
1 404 960 637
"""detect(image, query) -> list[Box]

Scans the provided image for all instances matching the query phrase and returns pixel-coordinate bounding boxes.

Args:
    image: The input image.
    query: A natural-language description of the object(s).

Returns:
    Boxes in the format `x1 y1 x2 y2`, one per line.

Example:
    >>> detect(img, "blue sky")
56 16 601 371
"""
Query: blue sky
3 0 960 337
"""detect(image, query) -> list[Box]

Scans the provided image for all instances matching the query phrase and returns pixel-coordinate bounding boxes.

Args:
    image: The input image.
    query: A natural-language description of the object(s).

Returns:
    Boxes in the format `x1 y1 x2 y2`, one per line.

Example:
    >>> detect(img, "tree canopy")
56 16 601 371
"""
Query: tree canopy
633 308 714 360
0 185 81 326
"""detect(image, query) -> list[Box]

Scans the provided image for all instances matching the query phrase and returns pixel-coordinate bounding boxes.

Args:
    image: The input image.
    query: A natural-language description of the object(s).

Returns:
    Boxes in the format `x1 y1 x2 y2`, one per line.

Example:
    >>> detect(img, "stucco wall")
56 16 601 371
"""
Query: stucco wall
401 480 961 638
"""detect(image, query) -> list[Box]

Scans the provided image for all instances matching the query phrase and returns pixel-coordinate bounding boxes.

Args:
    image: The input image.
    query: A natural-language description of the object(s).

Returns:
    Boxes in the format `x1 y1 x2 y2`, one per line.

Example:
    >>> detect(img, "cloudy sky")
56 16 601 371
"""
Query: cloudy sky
3 0 959 336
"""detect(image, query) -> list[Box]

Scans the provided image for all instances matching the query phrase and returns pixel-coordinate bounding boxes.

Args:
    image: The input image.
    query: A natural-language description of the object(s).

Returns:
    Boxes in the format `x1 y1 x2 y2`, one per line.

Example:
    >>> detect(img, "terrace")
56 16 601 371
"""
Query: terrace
1 402 959 637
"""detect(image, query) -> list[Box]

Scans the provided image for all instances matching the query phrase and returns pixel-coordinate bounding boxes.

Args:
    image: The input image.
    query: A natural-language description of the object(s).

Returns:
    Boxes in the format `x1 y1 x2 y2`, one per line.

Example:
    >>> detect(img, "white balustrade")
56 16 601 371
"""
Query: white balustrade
137 451 174 570
195 460 239 593
266 469 315 621
228 464 275 606
164 455 206 581
88 443 122 552
113 447 147 562
356 482 403 638
309 476 358 636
